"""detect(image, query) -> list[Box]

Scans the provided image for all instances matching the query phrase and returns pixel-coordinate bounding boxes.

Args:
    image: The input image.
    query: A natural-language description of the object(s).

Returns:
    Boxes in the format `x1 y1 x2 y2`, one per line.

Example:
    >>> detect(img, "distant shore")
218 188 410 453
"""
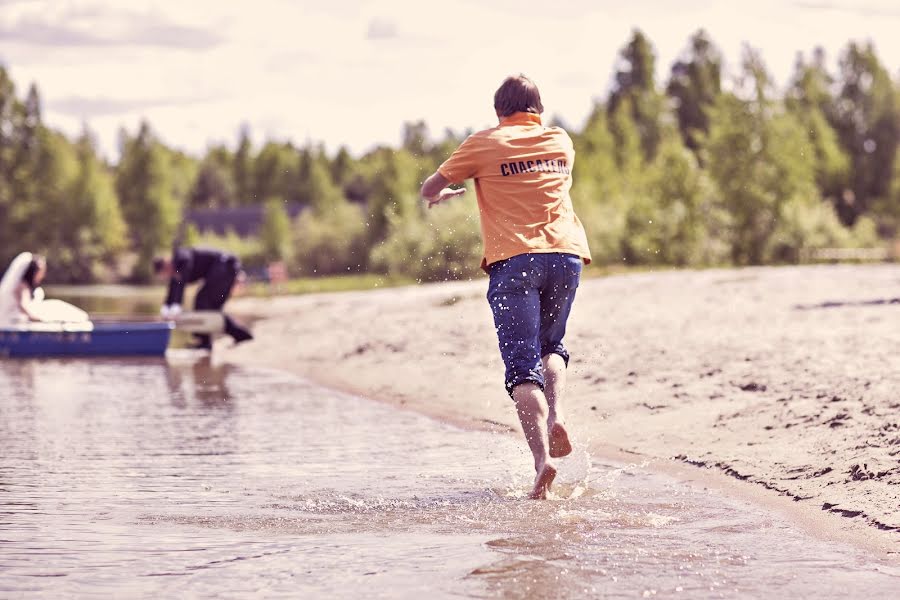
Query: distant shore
227 264 900 544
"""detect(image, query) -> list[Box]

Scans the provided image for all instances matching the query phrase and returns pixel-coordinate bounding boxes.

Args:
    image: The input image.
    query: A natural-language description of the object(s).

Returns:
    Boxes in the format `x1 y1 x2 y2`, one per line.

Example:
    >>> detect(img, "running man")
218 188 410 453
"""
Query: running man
420 75 591 499
153 247 253 350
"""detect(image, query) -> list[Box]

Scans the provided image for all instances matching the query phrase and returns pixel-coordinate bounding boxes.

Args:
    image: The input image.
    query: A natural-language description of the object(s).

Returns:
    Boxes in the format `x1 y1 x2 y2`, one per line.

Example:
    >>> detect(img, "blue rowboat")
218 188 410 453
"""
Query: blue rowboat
0 321 174 358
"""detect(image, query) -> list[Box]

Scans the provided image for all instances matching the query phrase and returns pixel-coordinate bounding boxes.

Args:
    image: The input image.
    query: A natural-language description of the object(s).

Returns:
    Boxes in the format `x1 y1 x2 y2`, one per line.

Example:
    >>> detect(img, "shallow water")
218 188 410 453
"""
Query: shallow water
1 356 898 599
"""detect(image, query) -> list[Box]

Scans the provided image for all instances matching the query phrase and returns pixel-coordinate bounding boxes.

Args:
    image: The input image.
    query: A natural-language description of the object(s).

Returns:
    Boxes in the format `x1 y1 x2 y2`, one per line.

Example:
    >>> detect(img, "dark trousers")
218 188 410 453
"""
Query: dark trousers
487 253 582 396
195 261 237 312
193 262 249 348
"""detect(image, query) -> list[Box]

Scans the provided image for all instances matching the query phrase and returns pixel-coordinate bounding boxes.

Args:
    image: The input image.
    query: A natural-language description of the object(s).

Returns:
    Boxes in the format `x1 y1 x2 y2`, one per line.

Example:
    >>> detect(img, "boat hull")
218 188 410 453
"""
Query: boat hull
0 322 173 358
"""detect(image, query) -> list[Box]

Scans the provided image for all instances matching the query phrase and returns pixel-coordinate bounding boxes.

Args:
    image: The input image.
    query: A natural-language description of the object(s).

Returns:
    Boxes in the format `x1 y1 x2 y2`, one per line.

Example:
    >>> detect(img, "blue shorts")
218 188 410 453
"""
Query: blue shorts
487 252 582 396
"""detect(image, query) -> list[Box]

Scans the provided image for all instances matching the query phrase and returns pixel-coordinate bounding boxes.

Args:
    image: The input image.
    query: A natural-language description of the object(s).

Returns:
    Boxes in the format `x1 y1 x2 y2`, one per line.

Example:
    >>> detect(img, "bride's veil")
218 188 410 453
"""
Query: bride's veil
0 252 34 320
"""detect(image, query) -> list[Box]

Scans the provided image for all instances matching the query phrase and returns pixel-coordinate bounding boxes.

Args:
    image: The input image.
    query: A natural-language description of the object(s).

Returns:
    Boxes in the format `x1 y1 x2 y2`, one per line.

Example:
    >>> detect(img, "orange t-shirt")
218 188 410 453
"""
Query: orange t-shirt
438 112 591 270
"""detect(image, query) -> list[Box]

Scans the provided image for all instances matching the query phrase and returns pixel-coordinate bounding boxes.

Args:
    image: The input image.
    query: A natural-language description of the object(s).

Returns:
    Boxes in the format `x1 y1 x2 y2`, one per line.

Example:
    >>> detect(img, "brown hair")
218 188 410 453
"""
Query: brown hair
493 75 544 118
22 255 45 290
152 256 169 274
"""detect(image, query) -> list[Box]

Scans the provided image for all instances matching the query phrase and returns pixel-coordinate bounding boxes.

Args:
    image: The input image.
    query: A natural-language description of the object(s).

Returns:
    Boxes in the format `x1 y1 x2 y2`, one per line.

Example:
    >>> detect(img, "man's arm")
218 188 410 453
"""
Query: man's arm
420 171 466 208
162 250 191 315
164 276 186 308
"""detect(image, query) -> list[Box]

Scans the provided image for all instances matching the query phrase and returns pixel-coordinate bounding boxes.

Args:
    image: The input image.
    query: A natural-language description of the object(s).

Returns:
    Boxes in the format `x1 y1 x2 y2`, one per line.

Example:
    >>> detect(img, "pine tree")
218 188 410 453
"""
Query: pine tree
829 42 900 224
363 147 420 243
307 154 345 215
609 29 665 160
259 198 293 262
233 124 253 203
666 29 722 154
252 141 298 204
115 121 181 281
786 50 851 205
191 159 236 207
706 47 819 264
62 131 128 281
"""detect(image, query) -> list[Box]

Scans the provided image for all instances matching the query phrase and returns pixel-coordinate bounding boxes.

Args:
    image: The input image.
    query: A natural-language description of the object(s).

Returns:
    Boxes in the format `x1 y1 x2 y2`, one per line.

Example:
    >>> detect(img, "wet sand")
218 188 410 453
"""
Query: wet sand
229 264 900 548
3 357 900 598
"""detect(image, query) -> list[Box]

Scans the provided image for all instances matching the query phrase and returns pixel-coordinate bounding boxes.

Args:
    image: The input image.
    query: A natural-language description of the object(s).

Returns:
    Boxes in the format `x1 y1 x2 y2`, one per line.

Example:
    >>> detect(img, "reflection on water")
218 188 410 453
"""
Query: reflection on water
1 358 898 599
46 285 167 317
46 285 200 348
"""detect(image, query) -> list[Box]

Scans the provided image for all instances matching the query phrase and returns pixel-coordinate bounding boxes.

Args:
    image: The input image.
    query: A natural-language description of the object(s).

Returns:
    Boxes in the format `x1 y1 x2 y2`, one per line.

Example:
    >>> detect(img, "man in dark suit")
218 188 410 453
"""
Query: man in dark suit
153 247 253 350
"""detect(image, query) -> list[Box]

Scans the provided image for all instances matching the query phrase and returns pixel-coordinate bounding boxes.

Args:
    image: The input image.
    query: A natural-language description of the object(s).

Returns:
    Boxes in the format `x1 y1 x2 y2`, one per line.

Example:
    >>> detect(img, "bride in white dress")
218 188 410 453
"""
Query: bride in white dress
0 252 89 327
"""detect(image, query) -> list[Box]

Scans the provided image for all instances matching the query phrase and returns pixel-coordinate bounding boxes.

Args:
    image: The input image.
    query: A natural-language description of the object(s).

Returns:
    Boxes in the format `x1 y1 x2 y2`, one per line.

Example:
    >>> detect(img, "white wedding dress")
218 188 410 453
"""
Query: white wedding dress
0 252 90 328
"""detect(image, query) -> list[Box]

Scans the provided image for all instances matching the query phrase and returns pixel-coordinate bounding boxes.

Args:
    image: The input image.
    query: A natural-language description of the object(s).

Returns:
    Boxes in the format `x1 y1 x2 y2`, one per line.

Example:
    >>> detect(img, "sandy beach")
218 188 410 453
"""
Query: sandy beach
228 264 900 539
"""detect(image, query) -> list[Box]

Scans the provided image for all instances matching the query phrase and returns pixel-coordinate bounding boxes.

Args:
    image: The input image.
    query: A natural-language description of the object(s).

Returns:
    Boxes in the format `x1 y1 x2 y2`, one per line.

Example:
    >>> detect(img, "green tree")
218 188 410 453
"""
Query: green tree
115 121 182 281
609 29 665 160
706 48 822 264
401 120 430 156
331 145 354 187
0 68 27 261
878 149 900 235
623 124 722 265
252 141 298 204
259 197 293 262
570 104 628 264
666 29 722 153
190 159 236 207
786 50 851 204
29 129 79 261
0 74 43 257
370 188 482 281
233 124 253 203
829 42 900 224
574 104 619 188
361 147 421 243
293 200 368 275
63 131 129 280
607 98 644 177
305 153 346 214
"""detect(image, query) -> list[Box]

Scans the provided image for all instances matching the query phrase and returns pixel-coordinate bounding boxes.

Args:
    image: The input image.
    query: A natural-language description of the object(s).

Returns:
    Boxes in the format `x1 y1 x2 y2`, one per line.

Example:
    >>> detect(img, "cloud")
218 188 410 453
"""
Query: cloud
792 1 900 18
366 18 398 41
0 6 225 49
47 95 208 118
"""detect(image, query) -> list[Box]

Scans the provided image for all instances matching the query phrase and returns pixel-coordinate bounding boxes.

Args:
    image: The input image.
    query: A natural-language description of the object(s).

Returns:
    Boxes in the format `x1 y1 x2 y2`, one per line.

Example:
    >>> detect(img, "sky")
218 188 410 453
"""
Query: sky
1 0 899 160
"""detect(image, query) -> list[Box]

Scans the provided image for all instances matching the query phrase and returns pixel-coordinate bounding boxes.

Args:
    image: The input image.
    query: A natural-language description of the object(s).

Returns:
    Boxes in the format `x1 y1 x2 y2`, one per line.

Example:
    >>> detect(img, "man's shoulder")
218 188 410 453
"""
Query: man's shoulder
465 126 501 143
472 124 571 140
544 125 573 139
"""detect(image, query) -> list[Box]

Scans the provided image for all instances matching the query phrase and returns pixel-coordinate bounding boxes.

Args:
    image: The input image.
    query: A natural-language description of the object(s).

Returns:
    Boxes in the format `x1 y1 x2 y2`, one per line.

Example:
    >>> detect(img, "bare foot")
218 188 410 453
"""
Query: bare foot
548 421 572 458
528 463 557 500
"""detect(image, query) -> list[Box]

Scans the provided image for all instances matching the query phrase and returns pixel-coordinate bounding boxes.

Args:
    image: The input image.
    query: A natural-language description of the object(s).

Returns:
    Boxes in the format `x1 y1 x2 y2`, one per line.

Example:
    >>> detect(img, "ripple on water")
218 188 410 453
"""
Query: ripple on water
1 357 899 599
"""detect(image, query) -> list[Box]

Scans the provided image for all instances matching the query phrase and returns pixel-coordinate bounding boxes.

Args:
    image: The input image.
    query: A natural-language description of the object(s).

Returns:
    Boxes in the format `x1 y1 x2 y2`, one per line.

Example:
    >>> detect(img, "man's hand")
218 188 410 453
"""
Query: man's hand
160 303 182 319
421 171 465 208
426 186 466 209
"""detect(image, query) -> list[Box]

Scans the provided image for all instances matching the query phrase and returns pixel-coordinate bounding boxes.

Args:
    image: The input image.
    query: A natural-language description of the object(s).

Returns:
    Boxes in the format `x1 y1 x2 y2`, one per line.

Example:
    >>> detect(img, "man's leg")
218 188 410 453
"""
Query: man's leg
543 353 572 458
198 264 252 345
223 315 253 343
192 280 219 350
543 353 567 425
539 254 582 458
511 382 557 499
192 284 214 350
488 255 554 499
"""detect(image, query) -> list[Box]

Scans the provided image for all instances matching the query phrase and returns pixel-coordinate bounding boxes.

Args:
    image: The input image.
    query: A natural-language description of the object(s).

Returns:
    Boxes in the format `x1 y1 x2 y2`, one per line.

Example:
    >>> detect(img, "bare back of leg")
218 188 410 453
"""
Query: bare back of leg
543 353 572 458
512 383 557 499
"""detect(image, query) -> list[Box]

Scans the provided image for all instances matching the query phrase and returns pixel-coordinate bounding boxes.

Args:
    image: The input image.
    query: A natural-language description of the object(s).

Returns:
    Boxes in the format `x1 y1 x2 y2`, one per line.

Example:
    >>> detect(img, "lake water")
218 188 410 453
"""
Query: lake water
1 356 898 598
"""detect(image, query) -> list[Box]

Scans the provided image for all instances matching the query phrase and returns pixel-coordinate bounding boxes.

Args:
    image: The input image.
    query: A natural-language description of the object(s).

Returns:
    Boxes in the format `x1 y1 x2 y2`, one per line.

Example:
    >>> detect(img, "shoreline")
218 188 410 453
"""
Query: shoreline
226 264 900 560
223 354 900 562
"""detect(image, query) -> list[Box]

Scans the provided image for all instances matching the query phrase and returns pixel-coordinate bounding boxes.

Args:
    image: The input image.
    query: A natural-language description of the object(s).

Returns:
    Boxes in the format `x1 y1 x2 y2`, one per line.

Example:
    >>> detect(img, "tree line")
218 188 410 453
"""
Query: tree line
1 29 898 284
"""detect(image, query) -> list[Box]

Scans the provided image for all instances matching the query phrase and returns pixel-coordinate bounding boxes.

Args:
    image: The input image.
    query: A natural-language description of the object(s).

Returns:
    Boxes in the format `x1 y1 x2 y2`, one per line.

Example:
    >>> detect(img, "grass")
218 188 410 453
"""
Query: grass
50 259 890 307
240 262 675 298
240 273 416 297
